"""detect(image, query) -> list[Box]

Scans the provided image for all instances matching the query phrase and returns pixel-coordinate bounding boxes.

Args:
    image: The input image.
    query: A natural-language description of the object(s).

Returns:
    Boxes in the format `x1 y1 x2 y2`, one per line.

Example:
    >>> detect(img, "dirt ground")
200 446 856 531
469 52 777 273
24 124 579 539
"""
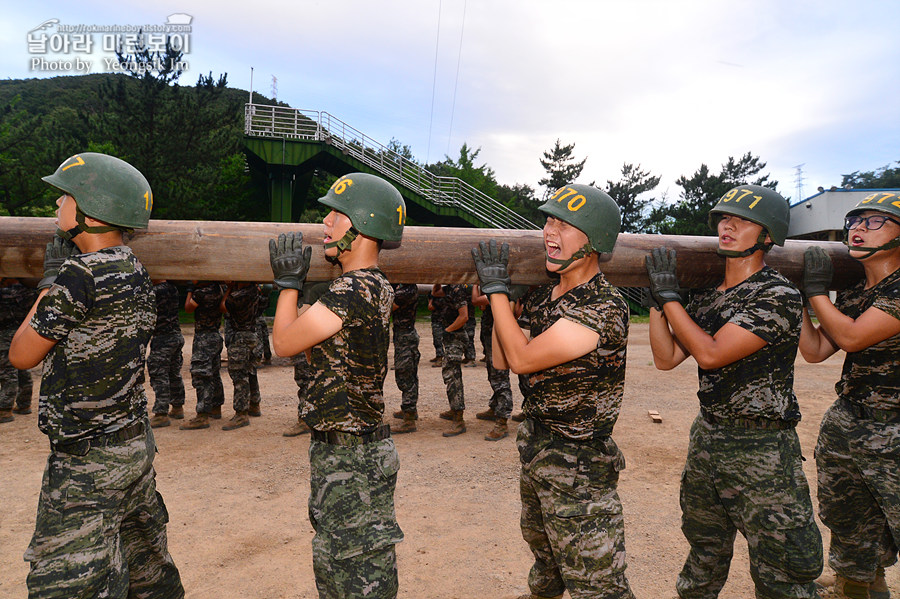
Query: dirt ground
1 321 898 599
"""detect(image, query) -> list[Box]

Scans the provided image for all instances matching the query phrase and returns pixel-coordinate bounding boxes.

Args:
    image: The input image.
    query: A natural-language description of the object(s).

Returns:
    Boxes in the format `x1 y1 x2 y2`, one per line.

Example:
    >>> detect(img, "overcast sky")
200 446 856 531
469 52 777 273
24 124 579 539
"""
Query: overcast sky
3 1 899 205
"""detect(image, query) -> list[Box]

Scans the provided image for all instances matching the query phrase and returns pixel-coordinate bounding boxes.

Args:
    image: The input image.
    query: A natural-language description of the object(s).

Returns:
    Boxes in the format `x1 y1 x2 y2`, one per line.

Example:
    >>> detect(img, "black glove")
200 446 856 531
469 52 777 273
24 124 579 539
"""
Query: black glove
38 235 77 290
269 232 312 292
645 247 683 306
802 246 832 299
471 239 511 296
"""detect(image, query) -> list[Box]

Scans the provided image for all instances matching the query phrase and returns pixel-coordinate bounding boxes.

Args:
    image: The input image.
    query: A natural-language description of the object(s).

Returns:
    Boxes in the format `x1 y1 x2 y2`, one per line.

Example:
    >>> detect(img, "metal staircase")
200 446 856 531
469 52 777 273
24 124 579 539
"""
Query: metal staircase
244 103 538 230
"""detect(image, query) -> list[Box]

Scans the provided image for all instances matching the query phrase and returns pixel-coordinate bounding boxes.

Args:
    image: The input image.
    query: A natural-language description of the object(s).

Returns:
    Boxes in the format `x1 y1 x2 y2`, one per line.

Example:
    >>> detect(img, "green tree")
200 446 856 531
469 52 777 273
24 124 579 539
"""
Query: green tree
428 143 498 197
497 182 541 224
841 162 900 188
538 139 586 200
605 163 661 233
647 152 777 235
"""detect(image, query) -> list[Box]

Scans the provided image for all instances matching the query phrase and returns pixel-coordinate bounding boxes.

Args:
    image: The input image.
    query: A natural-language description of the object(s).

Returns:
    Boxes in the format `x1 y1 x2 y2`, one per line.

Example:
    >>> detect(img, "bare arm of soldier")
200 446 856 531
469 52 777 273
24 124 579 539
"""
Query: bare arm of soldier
489 293 598 374
9 289 57 369
648 308 690 370
807 295 900 353
272 290 343 357
661 301 767 370
798 306 840 363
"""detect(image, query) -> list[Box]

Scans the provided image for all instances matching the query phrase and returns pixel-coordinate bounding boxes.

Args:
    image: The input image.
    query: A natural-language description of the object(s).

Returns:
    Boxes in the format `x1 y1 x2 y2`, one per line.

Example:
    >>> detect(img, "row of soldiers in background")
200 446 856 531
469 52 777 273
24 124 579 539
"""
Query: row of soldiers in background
0 278 39 422
148 280 273 431
391 282 530 440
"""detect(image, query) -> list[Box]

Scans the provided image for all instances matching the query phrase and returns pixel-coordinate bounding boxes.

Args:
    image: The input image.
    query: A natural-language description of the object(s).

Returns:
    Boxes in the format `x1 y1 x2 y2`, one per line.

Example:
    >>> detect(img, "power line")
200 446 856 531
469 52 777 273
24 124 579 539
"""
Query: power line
425 0 442 165
445 0 467 158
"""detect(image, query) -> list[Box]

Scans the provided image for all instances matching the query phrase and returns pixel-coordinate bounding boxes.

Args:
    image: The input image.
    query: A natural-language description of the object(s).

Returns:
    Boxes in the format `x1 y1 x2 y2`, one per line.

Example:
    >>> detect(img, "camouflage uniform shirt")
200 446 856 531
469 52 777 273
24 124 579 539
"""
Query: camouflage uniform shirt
391 283 418 333
686 266 802 422
833 267 900 410
191 282 224 331
0 281 38 328
225 284 261 332
29 246 155 445
307 268 393 433
152 281 181 336
520 273 629 440
439 284 468 328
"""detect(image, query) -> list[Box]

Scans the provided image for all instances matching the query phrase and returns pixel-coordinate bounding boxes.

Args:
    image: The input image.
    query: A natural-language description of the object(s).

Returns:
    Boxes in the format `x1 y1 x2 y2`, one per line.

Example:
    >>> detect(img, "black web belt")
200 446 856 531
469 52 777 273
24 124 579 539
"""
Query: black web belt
700 409 797 430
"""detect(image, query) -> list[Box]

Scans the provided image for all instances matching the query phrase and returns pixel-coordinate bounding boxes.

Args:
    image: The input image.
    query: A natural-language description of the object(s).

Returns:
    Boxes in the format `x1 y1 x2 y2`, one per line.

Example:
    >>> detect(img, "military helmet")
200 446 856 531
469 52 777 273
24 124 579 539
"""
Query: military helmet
538 184 621 253
842 192 900 256
318 173 406 249
708 184 789 246
845 192 900 221
42 152 153 229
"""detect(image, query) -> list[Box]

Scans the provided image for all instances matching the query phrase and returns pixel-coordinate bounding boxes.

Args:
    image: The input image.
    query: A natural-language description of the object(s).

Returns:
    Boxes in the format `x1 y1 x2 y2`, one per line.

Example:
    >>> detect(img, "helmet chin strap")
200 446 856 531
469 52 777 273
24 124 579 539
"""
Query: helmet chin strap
716 230 773 258
546 243 593 271
57 208 125 240
842 230 900 259
324 227 359 255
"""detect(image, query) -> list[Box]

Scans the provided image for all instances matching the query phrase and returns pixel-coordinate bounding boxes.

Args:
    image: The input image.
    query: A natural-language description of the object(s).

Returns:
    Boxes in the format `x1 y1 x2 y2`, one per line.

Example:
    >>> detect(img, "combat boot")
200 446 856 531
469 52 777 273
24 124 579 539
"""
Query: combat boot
515 594 563 599
485 418 508 441
12 405 32 415
511 411 526 422
476 408 497 421
391 413 417 434
833 575 869 599
442 410 466 437
283 419 311 437
393 409 418 420
248 403 261 417
168 405 184 419
870 567 889 599
180 413 210 430
208 405 222 419
149 414 171 428
439 409 455 421
222 411 250 431
0 409 13 423
431 358 443 368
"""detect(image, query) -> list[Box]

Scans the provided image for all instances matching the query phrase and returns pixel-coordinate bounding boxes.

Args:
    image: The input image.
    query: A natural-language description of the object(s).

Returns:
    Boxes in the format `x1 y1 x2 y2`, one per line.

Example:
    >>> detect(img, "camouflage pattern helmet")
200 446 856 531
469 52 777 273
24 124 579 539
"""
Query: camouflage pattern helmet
708 184 789 246
538 184 621 253
42 152 153 230
318 173 406 250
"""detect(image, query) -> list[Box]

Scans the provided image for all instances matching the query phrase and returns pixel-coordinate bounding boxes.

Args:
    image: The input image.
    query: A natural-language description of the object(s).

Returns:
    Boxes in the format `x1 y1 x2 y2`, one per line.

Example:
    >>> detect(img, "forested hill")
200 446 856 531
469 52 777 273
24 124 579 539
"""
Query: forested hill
0 73 280 221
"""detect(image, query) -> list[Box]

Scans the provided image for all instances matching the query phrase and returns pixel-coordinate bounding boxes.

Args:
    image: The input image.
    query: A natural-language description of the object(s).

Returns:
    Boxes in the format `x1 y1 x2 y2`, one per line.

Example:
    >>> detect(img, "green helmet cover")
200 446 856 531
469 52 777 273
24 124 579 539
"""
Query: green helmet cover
708 184 789 248
318 173 406 250
42 152 153 231
538 184 621 253
842 191 900 256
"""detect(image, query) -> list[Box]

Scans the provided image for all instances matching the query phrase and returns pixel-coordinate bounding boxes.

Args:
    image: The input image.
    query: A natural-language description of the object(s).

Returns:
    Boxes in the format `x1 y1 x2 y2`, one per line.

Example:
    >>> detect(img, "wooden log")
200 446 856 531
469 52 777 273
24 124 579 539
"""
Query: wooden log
0 216 864 288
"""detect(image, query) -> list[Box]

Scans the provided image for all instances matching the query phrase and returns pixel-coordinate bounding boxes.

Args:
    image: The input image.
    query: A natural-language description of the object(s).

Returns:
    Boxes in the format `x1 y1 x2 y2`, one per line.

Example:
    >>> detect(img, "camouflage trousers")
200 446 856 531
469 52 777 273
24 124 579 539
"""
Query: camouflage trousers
816 397 900 583
464 312 477 361
485 343 512 419
293 352 313 420
226 330 261 412
0 328 33 410
430 317 443 358
147 332 186 415
190 329 225 413
677 415 822 599
308 437 404 599
517 419 634 599
25 424 183 599
256 316 272 362
441 329 467 411
393 328 420 413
